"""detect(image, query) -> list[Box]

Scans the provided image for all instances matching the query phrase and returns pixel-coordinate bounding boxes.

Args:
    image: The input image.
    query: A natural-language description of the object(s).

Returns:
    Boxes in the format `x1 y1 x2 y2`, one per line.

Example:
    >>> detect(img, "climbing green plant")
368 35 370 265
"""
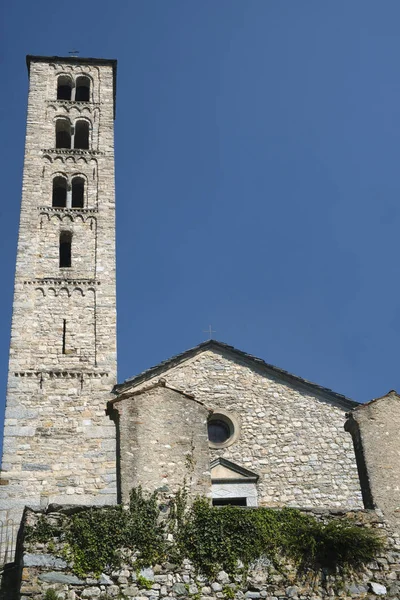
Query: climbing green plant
127 487 166 566
177 499 384 575
63 487 166 576
65 505 128 576
24 514 62 544
26 487 384 578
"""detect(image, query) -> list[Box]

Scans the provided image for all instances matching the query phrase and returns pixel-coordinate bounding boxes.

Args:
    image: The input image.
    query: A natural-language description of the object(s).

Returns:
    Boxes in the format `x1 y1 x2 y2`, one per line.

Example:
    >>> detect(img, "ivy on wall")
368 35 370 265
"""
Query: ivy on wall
25 487 384 577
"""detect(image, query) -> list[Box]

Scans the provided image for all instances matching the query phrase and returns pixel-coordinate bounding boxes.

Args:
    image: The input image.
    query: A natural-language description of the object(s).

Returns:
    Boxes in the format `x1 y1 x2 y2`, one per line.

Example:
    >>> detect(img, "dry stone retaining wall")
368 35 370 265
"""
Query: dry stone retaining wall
16 507 400 600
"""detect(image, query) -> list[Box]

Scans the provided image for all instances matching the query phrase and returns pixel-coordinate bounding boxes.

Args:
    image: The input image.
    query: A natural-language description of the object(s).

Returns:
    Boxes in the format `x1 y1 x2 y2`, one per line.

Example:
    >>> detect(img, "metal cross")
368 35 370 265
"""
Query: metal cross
203 325 216 339
68 50 80 57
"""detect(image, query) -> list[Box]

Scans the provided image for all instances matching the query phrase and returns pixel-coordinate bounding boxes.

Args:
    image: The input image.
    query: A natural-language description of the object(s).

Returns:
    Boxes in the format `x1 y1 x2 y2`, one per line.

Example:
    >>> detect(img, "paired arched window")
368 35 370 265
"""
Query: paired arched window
57 76 72 100
54 119 90 150
74 120 89 150
52 177 67 207
59 231 72 268
56 74 91 102
51 175 86 208
75 76 90 101
55 120 71 149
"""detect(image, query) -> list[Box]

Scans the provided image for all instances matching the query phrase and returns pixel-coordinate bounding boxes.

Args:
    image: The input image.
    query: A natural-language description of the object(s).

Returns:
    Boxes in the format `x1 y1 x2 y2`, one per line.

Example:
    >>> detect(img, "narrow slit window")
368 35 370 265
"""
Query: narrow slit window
52 176 67 207
75 76 90 102
59 231 72 268
55 120 71 149
62 319 66 354
74 120 89 150
57 76 72 101
71 177 85 208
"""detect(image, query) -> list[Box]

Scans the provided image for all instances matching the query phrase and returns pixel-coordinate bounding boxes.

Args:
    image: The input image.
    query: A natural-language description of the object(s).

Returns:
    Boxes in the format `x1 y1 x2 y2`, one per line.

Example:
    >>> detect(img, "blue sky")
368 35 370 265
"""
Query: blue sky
1 0 400 444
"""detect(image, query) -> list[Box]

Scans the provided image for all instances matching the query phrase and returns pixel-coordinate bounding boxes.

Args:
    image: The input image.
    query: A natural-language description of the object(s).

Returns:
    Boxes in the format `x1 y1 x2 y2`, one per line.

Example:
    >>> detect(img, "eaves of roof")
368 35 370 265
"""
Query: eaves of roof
114 339 359 410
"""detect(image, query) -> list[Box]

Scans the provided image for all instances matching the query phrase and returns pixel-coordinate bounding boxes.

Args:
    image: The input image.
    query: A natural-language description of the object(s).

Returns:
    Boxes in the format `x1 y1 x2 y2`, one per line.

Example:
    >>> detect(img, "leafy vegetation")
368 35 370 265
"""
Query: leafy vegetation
63 489 165 576
136 574 154 589
24 514 61 544
44 590 59 600
26 487 384 577
176 498 383 575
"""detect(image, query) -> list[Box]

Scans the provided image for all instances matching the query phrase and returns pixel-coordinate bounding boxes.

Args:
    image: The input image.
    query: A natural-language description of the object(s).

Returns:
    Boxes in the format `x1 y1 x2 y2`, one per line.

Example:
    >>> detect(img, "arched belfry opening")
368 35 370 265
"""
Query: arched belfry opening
75 76 90 101
55 119 71 149
74 120 89 150
57 75 72 100
71 176 85 208
52 176 67 207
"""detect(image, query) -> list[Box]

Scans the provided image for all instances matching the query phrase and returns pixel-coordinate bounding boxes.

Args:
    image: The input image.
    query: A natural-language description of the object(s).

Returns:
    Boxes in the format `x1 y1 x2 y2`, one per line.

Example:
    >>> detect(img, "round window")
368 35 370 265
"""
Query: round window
208 412 238 448
208 419 231 444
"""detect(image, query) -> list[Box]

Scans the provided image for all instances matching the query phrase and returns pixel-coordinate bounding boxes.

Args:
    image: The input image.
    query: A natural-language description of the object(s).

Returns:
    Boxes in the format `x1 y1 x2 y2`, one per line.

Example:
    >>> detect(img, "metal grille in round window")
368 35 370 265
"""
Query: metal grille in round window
207 413 235 447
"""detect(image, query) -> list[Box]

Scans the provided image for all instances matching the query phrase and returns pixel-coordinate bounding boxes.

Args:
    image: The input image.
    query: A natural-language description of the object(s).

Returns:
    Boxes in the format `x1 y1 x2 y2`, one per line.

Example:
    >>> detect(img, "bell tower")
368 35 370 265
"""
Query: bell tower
0 55 118 556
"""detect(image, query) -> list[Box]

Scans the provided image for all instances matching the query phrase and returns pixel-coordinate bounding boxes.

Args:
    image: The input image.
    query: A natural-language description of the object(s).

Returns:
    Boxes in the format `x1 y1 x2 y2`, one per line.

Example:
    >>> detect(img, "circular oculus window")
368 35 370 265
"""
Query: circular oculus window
208 419 231 444
207 412 239 448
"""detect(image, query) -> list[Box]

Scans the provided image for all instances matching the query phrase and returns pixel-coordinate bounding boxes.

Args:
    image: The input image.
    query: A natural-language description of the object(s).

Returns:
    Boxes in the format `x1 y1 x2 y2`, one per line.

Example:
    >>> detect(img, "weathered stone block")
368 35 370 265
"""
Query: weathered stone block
23 552 67 568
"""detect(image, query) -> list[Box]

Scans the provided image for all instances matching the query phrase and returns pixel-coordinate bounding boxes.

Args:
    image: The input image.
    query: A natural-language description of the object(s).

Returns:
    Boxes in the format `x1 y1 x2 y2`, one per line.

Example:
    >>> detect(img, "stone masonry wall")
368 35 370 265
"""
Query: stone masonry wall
0 57 118 559
112 382 212 503
126 349 363 509
346 392 400 534
15 507 400 600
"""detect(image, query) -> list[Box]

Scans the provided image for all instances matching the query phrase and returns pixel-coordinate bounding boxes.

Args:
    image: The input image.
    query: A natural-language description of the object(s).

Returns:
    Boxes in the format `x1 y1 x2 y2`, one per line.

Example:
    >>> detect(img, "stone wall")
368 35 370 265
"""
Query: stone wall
345 391 400 534
0 56 118 560
14 507 400 600
110 381 212 502
122 348 363 509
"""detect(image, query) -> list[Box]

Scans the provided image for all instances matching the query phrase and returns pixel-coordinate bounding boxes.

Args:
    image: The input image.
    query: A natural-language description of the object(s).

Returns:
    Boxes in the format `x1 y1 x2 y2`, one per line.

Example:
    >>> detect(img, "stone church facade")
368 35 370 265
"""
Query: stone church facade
111 342 362 510
0 54 399 565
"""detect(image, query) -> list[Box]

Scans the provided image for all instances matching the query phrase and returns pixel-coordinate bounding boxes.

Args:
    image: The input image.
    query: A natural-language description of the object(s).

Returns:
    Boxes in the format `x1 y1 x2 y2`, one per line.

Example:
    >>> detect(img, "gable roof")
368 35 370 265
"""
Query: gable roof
114 339 358 410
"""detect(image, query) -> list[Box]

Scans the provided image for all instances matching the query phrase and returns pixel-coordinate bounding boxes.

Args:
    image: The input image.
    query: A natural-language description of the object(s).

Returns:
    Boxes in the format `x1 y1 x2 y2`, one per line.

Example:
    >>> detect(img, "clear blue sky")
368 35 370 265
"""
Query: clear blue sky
1 1 400 444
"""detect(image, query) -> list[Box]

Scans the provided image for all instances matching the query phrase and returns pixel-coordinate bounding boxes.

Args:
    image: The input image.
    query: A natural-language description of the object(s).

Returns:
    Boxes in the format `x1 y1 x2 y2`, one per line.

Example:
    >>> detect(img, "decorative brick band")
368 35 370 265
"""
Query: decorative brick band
42 148 104 156
14 370 109 378
47 100 100 107
23 279 100 286
38 206 98 215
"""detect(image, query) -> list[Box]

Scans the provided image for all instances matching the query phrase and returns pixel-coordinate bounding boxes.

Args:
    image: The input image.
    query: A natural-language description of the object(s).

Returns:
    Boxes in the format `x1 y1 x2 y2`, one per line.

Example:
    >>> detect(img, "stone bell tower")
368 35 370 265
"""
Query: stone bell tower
0 55 118 556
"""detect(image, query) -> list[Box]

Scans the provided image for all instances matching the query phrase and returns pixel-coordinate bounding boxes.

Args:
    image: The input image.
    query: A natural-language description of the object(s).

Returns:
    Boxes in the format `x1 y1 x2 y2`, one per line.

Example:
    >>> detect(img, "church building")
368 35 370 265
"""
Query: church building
0 54 399 563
